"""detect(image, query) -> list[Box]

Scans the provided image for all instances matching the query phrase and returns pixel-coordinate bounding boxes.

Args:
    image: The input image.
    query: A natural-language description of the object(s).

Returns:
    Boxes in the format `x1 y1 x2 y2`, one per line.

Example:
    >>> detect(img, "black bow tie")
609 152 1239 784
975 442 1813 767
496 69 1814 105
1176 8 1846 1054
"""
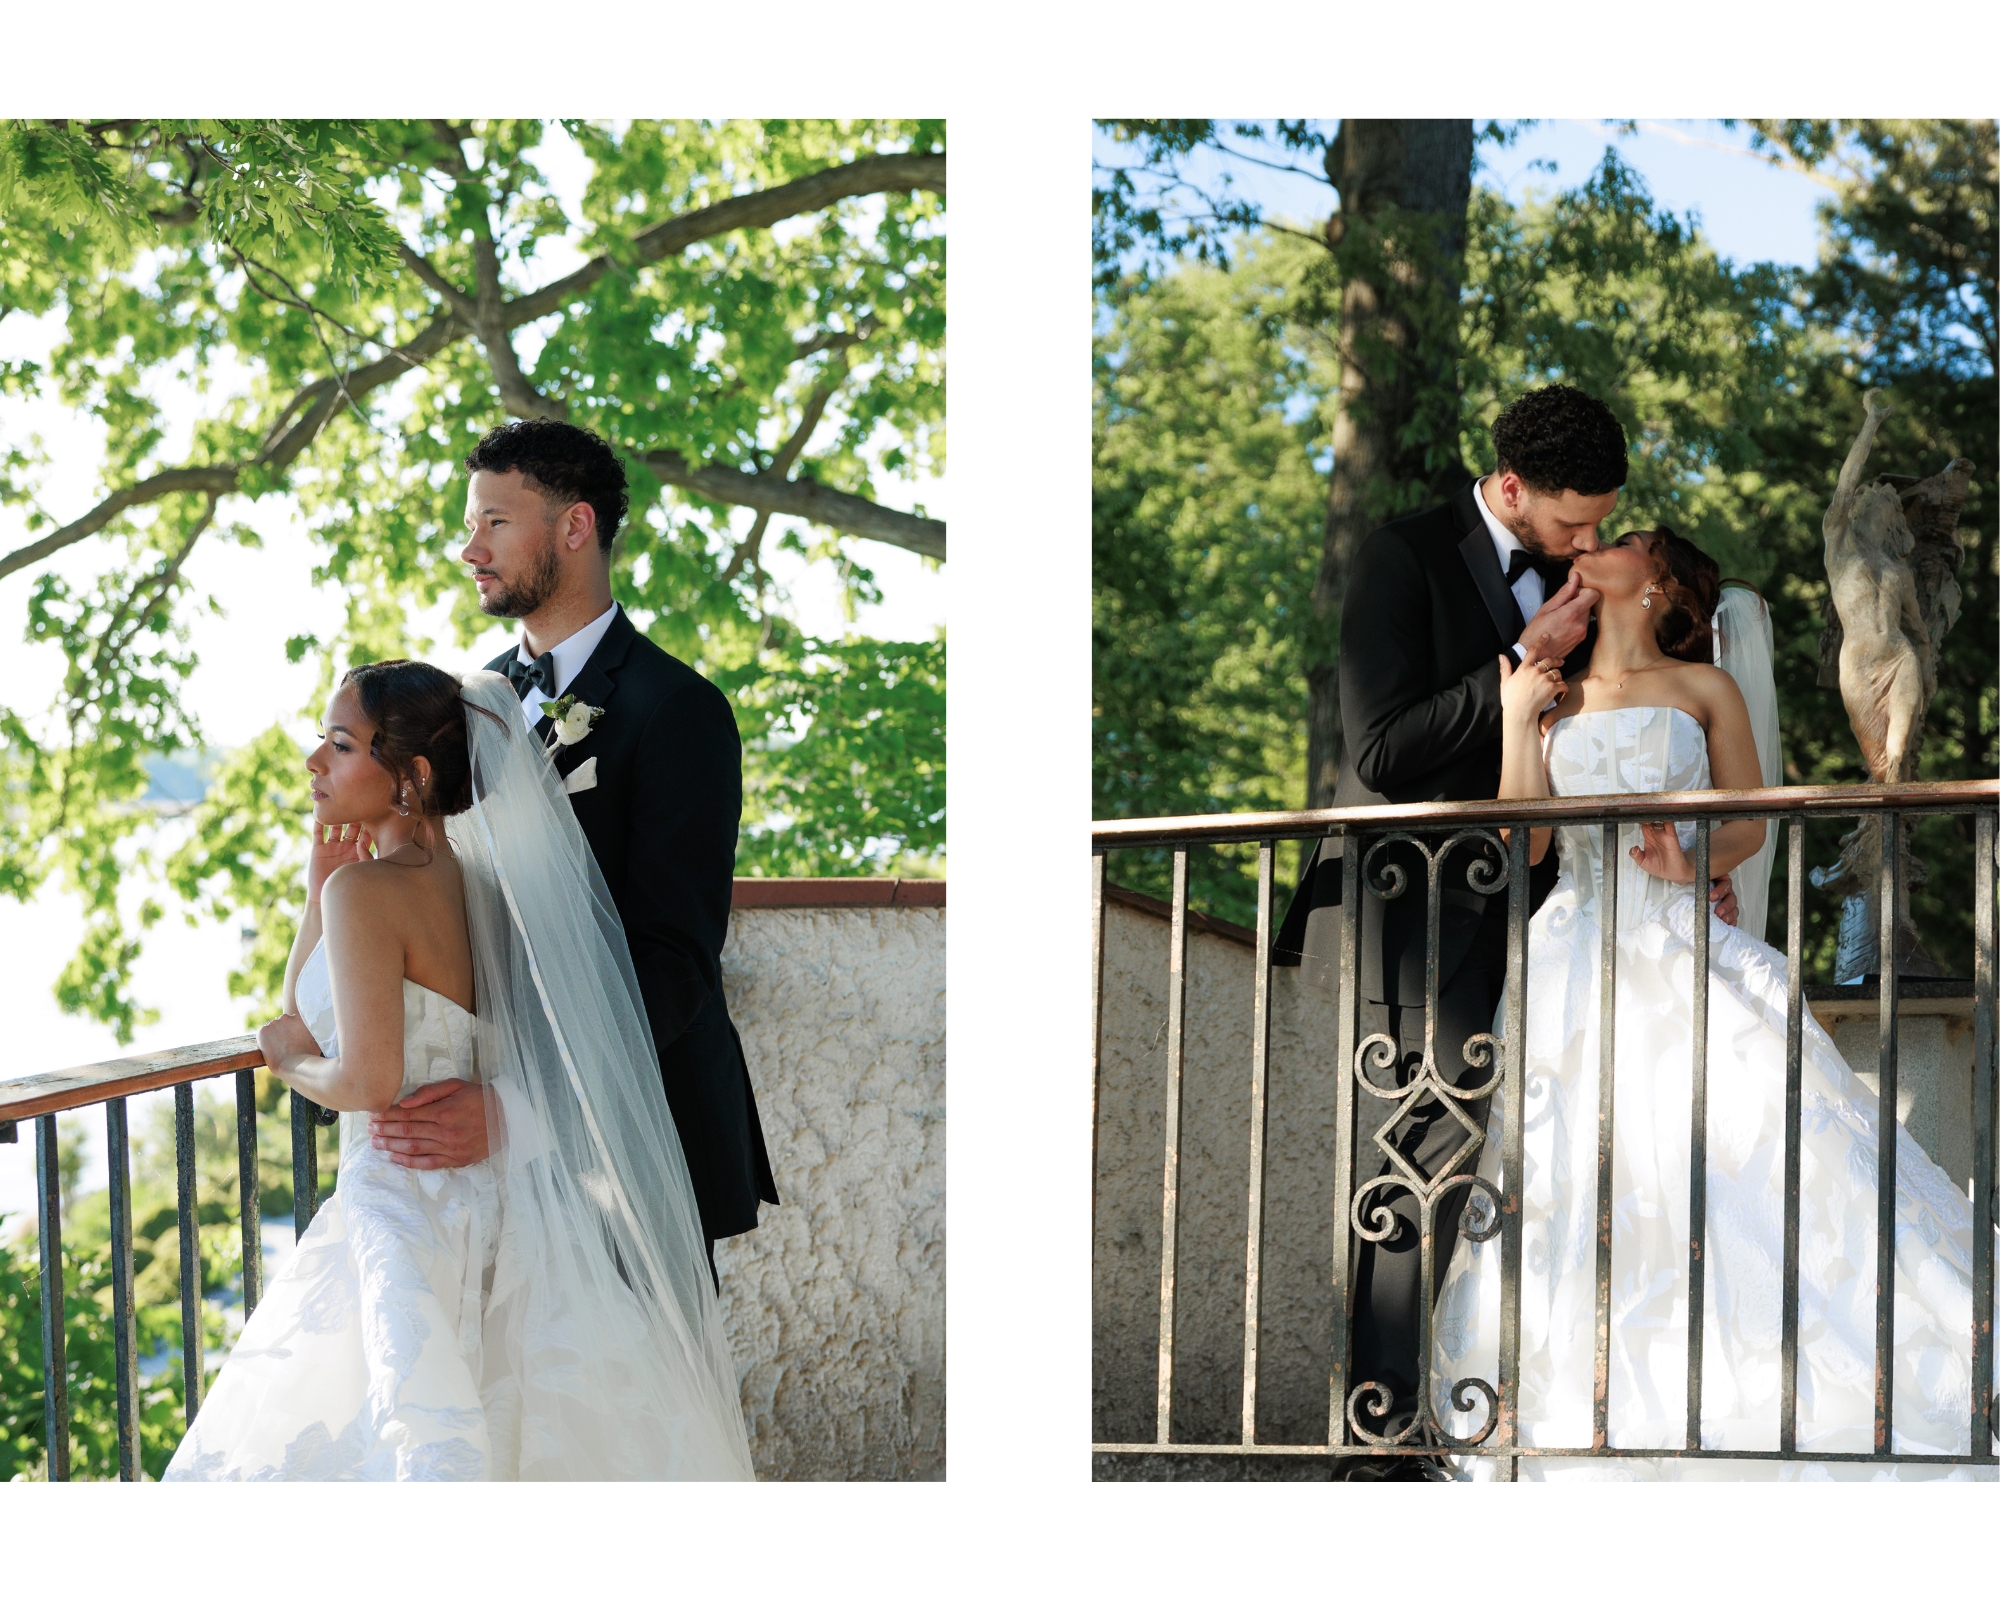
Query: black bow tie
504 650 557 703
1503 549 1542 586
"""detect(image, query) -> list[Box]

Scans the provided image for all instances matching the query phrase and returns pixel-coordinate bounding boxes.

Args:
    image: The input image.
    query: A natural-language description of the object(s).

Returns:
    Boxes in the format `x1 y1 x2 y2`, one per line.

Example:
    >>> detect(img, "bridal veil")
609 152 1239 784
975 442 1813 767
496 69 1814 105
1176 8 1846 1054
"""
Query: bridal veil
449 670 753 1480
1713 583 1783 940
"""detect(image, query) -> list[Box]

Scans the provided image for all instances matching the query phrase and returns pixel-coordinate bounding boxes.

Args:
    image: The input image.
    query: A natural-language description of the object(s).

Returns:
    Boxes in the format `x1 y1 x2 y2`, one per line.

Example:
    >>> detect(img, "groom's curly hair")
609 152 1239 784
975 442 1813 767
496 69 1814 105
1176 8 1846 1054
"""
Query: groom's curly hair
1490 385 1629 497
465 418 630 552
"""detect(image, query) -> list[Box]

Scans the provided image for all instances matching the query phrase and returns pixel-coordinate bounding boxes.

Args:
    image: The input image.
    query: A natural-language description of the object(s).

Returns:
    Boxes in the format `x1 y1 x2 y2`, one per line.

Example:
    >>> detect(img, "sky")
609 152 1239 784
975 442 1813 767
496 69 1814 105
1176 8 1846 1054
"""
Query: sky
1094 117 1831 275
0 126 946 1224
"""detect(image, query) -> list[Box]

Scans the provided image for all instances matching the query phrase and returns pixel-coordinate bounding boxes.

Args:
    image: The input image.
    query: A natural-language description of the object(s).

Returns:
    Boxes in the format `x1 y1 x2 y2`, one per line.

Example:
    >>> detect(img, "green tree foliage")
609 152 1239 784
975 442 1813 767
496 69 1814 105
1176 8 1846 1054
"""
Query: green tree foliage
721 635 944 875
2 1076 334 1479
0 118 946 1035
0 1231 189 1480
1094 122 1993 975
1093 232 1332 912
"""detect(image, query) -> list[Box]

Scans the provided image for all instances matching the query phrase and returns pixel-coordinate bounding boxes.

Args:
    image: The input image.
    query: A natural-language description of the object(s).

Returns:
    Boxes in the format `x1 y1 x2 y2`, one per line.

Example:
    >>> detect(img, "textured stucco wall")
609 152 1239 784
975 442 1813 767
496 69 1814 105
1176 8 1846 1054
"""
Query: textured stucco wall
714 904 945 1481
1094 899 1340 1449
1823 1013 1978 1195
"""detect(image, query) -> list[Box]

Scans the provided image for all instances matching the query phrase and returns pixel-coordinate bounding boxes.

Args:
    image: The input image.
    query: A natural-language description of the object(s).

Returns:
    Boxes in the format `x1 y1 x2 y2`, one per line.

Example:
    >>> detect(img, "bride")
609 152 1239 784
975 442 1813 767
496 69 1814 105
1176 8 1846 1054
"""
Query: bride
165 663 754 1480
1429 525 1996 1481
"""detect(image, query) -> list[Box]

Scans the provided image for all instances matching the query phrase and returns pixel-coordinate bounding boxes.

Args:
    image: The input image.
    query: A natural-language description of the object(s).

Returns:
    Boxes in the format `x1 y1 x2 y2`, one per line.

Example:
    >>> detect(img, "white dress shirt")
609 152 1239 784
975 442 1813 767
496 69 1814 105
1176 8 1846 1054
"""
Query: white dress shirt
1471 476 1543 662
512 601 620 731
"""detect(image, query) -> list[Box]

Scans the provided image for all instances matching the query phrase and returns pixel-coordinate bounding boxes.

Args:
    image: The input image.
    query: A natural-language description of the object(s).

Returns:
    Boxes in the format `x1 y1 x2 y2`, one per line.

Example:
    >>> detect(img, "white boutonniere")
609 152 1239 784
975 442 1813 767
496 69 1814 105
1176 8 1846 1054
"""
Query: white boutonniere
539 694 606 747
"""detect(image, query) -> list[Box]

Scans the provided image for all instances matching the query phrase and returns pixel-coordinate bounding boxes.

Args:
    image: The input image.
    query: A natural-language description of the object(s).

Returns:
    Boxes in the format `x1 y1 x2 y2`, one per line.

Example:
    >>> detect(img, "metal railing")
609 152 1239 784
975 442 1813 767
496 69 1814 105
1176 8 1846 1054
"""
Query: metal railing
1091 779 1999 1476
0 1038 335 1481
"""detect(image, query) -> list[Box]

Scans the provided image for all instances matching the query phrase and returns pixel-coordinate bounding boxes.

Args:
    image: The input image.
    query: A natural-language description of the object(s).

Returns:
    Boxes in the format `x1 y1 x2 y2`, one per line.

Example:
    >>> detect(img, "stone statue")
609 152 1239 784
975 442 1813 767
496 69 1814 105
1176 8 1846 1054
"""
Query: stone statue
1810 390 1972 980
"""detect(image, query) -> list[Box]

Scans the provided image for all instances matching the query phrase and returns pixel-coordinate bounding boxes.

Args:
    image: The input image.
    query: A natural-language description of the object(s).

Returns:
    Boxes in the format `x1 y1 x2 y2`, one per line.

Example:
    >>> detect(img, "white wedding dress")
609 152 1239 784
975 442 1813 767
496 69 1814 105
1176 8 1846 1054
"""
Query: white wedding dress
165 671 755 1482
166 947 510 1479
1430 704 1998 1481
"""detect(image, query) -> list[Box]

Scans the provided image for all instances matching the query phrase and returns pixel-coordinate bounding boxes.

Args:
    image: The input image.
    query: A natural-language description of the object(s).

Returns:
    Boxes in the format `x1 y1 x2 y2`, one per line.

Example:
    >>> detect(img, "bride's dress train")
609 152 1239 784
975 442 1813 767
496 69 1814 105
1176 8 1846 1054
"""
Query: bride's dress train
1430 705 1998 1481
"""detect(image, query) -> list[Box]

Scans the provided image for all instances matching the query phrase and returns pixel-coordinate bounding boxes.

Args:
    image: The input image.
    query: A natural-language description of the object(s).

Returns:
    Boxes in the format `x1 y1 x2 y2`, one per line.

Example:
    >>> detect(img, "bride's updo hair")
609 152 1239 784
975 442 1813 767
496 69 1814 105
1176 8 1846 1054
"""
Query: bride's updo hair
1642 526 1722 664
340 659 479 818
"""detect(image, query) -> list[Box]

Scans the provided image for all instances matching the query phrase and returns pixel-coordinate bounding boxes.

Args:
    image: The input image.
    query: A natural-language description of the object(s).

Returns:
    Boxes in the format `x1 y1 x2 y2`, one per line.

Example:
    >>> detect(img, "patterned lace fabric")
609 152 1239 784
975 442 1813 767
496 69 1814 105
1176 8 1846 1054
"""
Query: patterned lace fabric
1430 705 1998 1481
164 943 504 1481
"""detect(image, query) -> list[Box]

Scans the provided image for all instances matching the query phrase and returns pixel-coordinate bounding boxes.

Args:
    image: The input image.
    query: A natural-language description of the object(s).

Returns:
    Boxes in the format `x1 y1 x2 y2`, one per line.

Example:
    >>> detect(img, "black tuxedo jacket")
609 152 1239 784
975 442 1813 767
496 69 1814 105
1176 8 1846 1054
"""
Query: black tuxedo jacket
486 608 778 1242
1273 482 1588 1002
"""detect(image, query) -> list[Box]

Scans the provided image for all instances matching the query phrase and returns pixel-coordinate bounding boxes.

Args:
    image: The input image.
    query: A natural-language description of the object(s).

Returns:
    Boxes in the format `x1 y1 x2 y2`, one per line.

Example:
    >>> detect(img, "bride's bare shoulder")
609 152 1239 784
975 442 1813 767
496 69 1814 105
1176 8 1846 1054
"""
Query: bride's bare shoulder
321 848 458 922
1676 660 1746 712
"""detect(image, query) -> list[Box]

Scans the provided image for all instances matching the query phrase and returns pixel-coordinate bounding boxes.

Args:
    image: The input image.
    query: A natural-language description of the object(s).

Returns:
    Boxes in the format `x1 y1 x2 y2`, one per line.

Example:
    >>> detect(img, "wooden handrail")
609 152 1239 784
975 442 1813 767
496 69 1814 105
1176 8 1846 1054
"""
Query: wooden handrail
0 1035 262 1126
1092 779 2000 850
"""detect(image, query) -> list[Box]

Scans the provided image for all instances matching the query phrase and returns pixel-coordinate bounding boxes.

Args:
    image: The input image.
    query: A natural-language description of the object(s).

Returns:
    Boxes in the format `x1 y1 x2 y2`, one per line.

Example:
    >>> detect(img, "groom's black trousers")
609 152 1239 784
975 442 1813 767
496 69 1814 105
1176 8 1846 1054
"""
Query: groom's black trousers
1347 903 1510 1424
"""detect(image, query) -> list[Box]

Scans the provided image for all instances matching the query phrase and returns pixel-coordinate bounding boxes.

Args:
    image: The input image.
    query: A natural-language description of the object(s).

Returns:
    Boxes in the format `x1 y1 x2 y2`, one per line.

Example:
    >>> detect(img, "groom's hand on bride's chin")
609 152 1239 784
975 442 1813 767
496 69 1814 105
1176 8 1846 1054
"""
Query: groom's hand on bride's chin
370 1078 492 1169
1519 570 1598 664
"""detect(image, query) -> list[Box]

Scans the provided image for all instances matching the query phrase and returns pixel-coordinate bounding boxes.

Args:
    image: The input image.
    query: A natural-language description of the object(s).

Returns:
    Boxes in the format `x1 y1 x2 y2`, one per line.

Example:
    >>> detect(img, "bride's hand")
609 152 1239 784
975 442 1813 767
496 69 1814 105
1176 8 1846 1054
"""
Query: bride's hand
306 822 372 905
1498 651 1565 723
257 1010 320 1073
1628 820 1696 883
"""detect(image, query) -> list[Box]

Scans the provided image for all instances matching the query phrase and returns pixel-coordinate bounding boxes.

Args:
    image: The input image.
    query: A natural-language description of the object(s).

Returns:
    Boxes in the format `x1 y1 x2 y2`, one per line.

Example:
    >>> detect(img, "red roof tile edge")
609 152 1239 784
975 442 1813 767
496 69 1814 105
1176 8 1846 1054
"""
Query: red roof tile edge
730 877 945 909
1102 882 1257 948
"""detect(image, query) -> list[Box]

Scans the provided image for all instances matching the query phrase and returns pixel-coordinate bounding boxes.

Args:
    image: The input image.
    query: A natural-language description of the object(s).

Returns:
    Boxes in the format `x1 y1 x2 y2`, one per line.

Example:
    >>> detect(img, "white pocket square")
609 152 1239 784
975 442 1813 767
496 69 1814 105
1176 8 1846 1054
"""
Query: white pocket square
562 756 598 795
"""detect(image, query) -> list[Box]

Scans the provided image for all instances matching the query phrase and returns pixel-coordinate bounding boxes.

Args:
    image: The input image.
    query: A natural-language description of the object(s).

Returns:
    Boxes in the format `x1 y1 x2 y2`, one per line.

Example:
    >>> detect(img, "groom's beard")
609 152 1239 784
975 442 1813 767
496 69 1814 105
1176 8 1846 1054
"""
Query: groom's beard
1506 514 1578 567
475 531 562 618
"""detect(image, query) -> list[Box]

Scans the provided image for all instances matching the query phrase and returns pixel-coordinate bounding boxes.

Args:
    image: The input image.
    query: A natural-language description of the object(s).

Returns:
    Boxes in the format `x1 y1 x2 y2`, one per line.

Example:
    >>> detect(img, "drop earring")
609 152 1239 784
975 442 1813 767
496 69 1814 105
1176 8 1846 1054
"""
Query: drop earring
396 787 412 817
1641 583 1657 610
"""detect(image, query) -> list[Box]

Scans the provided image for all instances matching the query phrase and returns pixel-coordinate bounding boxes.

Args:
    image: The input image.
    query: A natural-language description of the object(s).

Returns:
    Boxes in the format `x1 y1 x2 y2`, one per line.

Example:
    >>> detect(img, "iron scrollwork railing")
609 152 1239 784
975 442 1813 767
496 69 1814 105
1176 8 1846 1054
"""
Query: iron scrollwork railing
1091 779 2000 1478
0 1041 335 1482
1345 828 1509 1454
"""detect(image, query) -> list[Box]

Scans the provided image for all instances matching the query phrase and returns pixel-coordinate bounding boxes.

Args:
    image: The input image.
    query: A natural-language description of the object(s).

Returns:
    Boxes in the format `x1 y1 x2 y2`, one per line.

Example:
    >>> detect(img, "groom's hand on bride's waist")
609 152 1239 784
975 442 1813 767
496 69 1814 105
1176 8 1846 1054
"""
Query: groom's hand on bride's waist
1518 569 1598 665
1709 875 1739 928
370 1078 493 1169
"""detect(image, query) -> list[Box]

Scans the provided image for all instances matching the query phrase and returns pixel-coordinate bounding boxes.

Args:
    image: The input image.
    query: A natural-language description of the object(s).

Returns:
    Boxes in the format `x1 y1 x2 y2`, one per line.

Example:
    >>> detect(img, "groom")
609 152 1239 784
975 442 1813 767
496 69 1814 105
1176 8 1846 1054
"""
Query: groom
1273 384 1735 1459
369 417 778 1275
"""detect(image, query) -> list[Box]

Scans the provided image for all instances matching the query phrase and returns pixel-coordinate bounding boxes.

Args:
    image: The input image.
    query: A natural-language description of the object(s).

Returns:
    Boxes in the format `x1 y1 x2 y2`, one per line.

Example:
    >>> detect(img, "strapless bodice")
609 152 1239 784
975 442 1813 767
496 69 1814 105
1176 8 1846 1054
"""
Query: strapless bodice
1543 704 1711 925
294 941 476 1101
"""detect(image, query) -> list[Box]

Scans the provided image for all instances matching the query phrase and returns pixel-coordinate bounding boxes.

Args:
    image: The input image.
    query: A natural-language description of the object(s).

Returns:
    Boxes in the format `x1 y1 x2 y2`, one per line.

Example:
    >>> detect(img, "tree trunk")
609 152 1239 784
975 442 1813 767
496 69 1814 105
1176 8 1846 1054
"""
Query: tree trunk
1305 120 1475 807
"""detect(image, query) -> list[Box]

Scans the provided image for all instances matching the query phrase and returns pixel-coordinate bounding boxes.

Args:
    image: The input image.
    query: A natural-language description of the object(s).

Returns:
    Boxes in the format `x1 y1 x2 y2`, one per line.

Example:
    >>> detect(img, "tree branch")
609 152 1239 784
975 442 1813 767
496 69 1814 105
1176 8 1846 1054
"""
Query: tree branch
644 450 945 561
0 310 459 584
469 215 565 420
0 150 945 584
1 467 239 584
506 151 945 328
719 374 842 585
395 242 479 325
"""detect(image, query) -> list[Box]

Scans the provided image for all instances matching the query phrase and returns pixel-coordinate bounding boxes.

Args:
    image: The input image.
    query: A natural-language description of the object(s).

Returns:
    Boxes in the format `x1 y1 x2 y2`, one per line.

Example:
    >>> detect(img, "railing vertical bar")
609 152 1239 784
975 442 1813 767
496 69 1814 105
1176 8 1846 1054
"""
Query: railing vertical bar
1155 847 1190 1445
236 1068 262 1314
1498 822 1530 1482
1414 831 1448 1457
35 1113 70 1482
1971 809 1995 1459
1686 820 1711 1450
174 1082 204 1424
1780 819 1806 1454
106 1096 140 1480
1874 812 1899 1455
1593 819 1619 1452
1328 832 1360 1447
1240 842 1275 1446
1092 850 1108 1233
290 1089 318 1240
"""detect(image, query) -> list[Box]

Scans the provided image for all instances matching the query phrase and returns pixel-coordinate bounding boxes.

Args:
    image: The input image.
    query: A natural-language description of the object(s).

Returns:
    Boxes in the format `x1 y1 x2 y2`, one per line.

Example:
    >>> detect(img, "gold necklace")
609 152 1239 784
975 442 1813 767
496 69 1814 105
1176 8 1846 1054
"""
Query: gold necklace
1600 659 1673 692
